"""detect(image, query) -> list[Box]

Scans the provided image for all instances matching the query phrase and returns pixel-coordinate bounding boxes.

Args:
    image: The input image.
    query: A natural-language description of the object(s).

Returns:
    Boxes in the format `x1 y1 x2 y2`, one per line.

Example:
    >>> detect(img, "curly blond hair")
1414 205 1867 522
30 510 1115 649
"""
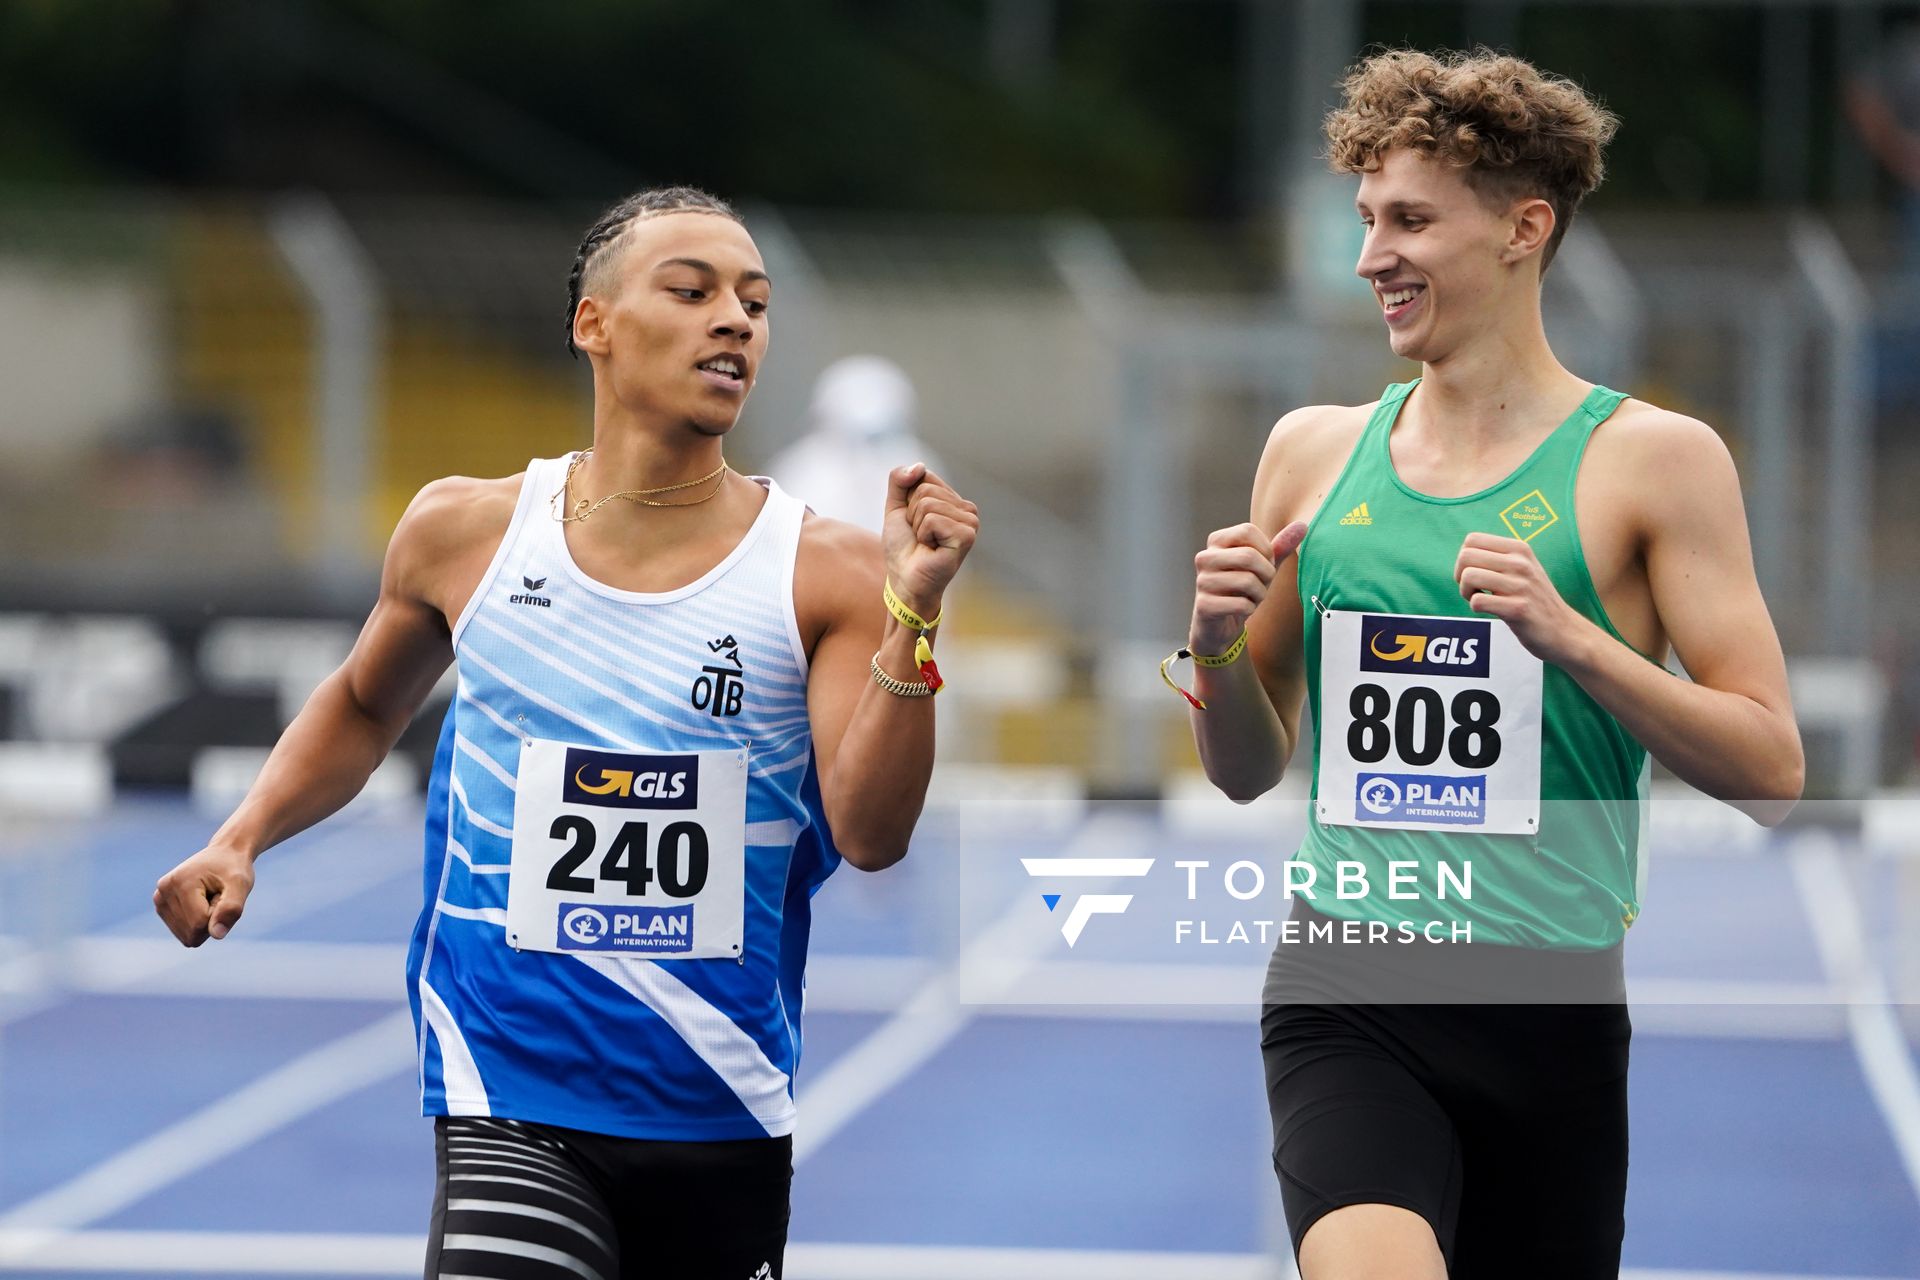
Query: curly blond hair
1324 48 1618 270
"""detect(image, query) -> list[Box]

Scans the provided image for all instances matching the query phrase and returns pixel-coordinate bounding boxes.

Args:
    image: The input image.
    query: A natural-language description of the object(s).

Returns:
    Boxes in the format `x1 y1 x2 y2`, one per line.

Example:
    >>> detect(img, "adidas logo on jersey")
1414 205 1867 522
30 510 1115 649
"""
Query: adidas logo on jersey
1339 502 1373 525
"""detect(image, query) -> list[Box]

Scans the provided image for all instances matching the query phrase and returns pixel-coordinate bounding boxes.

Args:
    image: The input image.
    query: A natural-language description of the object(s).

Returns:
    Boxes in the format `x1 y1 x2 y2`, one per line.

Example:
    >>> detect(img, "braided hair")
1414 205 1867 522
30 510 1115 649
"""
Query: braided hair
565 186 744 358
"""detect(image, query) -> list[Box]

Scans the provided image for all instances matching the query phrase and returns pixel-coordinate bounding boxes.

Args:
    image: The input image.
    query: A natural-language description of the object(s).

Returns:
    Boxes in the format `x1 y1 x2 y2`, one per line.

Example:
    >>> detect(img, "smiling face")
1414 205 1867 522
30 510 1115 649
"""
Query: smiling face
1354 147 1550 365
572 211 771 437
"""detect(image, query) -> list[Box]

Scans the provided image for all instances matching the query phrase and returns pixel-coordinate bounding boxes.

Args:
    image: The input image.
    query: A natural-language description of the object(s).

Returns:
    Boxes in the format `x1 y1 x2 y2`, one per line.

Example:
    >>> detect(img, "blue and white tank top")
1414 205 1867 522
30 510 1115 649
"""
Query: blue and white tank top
404 454 839 1140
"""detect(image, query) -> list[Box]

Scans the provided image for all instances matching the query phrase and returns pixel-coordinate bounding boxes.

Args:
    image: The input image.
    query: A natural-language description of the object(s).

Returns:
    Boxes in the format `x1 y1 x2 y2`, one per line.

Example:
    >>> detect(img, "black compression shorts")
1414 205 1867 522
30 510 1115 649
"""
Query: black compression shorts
1260 899 1631 1277
425 1116 792 1280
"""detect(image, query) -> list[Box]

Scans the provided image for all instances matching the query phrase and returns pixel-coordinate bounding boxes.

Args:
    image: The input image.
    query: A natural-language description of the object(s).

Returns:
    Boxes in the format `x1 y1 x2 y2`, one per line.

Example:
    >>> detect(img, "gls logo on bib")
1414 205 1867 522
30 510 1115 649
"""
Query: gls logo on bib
562 748 699 809
1359 615 1490 679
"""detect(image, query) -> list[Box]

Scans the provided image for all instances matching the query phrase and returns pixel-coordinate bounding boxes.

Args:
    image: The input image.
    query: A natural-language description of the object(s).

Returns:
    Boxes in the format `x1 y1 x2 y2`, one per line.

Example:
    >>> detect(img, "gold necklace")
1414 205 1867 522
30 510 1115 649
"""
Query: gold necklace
551 449 731 523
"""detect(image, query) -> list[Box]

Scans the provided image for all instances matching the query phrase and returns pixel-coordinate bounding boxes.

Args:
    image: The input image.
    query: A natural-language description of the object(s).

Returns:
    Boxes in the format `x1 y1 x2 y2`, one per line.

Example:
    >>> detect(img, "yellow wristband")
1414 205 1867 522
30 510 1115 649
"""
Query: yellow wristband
883 579 942 632
1189 629 1248 668
1159 630 1247 711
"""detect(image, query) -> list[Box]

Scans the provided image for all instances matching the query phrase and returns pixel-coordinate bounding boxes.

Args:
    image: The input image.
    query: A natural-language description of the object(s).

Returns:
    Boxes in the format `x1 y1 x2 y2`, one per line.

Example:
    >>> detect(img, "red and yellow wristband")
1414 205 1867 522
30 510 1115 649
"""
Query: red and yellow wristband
883 579 945 694
1158 629 1248 710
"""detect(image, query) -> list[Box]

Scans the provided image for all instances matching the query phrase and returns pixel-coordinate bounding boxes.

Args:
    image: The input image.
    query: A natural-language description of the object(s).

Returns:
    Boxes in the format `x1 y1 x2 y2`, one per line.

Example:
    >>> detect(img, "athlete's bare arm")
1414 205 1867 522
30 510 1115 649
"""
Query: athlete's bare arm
153 476 517 946
1452 405 1803 825
796 463 978 871
1189 404 1367 802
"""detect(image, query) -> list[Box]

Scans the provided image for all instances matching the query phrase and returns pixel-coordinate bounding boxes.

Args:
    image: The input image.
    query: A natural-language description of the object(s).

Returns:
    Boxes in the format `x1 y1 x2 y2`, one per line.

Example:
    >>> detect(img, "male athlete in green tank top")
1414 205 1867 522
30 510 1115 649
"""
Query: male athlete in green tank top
1296 378 1649 950
1182 50 1803 1279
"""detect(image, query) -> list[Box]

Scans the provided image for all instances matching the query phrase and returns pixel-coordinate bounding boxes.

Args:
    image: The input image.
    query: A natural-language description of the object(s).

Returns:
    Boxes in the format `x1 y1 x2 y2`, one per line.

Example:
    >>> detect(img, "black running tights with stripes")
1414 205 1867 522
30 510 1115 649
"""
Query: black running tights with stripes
425 1116 793 1280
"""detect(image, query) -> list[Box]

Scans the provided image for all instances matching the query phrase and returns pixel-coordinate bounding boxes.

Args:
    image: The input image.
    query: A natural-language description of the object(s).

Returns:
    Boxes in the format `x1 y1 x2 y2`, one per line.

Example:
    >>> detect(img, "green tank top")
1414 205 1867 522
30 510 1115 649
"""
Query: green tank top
1296 379 1651 950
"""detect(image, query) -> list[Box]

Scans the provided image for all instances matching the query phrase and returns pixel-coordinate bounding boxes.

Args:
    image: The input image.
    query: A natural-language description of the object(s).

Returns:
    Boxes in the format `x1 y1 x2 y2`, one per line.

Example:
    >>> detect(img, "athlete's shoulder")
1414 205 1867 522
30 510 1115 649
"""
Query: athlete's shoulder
397 474 523 547
1590 398 1744 536
1264 401 1373 455
386 473 525 601
795 511 884 593
793 511 884 645
1252 401 1374 518
1593 399 1739 483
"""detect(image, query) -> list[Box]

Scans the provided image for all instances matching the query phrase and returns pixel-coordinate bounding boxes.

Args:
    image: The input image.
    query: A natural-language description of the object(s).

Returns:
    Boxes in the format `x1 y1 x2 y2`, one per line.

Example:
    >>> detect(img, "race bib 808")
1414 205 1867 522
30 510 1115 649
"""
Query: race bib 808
505 739 748 959
1315 610 1542 834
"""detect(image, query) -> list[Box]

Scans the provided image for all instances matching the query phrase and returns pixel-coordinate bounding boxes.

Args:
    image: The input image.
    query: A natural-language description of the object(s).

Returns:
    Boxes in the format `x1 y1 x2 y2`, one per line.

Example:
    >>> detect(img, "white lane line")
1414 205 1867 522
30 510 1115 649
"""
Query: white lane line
61 938 407 1001
0 1230 421 1274
0 1009 416 1244
791 812 1146 1165
0 815 419 1025
0 1232 1893 1280
0 931 1868 1049
789 1242 1274 1279
1790 832 1920 1210
1622 1274 1904 1280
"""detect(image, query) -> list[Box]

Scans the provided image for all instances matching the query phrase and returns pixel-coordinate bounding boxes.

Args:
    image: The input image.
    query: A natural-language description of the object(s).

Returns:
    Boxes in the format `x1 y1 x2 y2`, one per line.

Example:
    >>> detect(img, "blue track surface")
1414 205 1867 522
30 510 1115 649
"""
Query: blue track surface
1 797 1917 1277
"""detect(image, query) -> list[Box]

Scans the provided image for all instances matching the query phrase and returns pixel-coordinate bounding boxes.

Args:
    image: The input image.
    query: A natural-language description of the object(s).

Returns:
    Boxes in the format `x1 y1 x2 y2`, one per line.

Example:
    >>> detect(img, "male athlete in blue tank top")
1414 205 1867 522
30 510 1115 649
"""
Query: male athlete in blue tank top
155 187 981 1280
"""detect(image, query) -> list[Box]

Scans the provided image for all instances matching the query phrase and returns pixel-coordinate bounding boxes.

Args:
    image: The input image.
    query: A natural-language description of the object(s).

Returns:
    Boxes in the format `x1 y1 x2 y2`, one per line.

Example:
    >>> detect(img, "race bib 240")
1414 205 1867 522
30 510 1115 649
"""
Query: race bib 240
505 740 748 959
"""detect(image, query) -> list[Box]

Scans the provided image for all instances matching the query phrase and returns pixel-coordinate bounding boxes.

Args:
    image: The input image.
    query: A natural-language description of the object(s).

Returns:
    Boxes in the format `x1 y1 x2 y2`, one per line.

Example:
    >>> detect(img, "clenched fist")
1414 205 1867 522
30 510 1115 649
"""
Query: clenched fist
153 842 254 947
1189 521 1308 655
883 463 979 617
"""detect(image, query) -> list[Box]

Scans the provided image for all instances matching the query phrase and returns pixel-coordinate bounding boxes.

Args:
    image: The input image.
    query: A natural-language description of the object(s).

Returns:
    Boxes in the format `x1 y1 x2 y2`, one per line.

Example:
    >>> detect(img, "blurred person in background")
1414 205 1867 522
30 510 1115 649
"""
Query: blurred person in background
1178 50 1802 1278
154 186 978 1280
1846 19 1920 404
766 354 945 534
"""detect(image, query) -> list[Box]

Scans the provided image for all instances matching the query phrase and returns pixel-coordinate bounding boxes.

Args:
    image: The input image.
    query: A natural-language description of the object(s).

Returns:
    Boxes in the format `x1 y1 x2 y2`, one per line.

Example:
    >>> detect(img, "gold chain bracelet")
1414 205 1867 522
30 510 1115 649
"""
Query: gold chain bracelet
870 653 936 698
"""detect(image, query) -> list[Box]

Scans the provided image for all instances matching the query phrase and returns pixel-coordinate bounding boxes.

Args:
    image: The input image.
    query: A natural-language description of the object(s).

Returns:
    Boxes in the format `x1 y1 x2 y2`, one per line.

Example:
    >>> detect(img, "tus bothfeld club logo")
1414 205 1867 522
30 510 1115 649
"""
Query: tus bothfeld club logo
1499 489 1558 541
1020 857 1155 946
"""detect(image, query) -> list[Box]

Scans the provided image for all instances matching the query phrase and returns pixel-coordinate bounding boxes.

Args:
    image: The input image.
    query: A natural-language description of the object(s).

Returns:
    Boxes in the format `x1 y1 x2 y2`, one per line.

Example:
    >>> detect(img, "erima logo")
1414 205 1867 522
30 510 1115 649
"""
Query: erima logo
510 575 551 608
1359 614 1491 679
1499 489 1559 542
1339 502 1373 525
561 748 700 809
1020 857 1155 946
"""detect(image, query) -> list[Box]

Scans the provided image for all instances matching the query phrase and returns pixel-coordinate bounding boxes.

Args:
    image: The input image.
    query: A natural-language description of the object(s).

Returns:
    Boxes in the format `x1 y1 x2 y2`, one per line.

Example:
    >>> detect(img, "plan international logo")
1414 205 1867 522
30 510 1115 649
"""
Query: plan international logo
1020 857 1155 946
